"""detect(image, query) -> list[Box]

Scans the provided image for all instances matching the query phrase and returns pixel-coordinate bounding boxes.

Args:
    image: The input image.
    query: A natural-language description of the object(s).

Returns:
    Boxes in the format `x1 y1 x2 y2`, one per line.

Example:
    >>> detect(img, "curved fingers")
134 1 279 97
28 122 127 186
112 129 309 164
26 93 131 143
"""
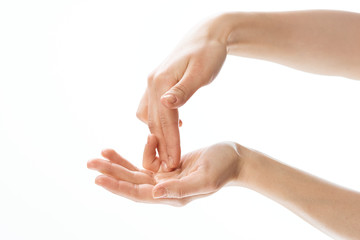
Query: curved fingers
143 134 161 172
95 175 155 203
88 159 155 185
101 149 138 171
147 98 169 169
147 77 181 170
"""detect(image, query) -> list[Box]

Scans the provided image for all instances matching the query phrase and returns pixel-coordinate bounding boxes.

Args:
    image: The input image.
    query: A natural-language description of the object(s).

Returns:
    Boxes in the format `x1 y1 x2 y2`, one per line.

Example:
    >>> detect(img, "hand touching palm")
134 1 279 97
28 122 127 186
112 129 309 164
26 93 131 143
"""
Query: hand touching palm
87 135 244 206
136 18 228 171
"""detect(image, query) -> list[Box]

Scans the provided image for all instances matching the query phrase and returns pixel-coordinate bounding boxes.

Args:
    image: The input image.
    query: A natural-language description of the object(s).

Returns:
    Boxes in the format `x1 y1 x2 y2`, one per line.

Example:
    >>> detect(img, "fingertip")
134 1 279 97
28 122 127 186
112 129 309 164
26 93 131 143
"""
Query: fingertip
143 161 160 173
101 149 114 158
146 134 155 145
143 134 161 172
95 175 106 185
148 133 157 143
87 159 96 169
160 94 180 109
146 134 158 152
161 94 177 104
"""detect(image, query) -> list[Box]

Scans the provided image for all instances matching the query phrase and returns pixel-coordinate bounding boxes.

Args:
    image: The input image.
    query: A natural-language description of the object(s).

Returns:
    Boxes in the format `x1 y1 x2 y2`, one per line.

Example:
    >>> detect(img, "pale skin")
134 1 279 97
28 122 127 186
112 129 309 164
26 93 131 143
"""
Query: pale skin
136 10 360 170
87 135 360 240
89 9 360 239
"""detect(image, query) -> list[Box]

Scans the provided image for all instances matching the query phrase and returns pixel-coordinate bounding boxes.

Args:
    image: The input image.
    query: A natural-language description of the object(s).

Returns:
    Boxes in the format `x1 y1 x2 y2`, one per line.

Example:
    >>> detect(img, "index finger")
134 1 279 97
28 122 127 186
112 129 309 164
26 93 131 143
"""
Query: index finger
158 105 181 169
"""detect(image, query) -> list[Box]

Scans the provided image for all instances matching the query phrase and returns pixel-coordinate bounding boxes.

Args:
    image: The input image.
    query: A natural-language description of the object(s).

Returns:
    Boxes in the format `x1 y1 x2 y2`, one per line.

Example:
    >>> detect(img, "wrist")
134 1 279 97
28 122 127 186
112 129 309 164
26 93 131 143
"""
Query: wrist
205 13 235 45
232 143 253 187
233 144 267 189
216 12 272 57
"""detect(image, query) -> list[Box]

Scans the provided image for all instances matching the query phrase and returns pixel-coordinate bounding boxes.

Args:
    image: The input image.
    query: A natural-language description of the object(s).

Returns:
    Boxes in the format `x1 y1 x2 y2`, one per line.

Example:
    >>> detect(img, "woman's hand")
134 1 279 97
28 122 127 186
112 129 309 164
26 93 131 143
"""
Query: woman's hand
87 135 245 206
136 17 228 171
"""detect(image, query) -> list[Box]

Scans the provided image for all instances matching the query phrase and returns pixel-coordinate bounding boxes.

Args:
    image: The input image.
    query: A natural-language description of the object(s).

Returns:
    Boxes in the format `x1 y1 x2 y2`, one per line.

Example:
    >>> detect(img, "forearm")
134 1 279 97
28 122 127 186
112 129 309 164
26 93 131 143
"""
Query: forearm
212 10 360 79
237 147 360 240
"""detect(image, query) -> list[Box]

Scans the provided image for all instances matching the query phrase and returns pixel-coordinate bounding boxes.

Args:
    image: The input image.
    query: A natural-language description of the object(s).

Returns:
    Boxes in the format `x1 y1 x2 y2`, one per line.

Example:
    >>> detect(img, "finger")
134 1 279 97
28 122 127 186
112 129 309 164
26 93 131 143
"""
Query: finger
94 175 188 206
95 175 156 203
136 89 148 124
158 105 181 169
143 134 161 172
101 149 138 171
147 75 180 170
147 99 170 170
179 119 183 127
160 63 204 109
88 159 155 185
152 172 212 199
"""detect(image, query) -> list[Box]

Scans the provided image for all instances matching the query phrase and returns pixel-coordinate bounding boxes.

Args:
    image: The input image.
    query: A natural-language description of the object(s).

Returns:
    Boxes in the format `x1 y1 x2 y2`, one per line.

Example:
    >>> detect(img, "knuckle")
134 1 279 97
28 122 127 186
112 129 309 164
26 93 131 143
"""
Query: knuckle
173 83 188 99
135 109 141 119
148 71 171 87
147 73 155 85
136 110 146 122
155 71 171 82
131 183 140 198
159 114 170 128
106 162 114 174
147 118 157 132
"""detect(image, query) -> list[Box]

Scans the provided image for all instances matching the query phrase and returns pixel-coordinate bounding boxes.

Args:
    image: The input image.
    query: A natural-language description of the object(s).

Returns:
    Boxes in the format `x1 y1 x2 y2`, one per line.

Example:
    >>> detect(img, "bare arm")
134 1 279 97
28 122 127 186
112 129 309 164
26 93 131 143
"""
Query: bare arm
88 139 360 239
221 10 360 79
239 149 360 240
136 10 360 171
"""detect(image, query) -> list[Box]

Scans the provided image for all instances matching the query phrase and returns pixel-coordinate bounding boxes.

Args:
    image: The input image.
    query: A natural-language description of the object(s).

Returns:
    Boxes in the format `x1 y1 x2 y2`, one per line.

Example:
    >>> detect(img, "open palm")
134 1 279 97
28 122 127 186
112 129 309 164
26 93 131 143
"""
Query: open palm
87 135 243 207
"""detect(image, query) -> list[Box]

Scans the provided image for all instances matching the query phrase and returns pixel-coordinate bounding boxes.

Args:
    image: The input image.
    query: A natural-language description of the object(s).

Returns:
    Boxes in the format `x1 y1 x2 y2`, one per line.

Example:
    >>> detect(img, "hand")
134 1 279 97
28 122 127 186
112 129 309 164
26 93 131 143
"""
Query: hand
87 135 244 207
136 16 228 171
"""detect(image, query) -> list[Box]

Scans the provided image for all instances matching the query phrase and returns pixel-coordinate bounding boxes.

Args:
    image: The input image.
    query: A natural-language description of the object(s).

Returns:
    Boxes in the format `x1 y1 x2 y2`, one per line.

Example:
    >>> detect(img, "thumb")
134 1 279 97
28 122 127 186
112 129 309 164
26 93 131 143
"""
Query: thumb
152 173 209 199
161 72 204 109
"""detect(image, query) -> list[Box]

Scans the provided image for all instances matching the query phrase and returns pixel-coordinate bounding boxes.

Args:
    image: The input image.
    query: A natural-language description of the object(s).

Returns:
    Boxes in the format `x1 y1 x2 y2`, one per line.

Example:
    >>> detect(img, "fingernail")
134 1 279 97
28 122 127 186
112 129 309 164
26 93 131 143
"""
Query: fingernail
162 94 177 104
153 187 167 198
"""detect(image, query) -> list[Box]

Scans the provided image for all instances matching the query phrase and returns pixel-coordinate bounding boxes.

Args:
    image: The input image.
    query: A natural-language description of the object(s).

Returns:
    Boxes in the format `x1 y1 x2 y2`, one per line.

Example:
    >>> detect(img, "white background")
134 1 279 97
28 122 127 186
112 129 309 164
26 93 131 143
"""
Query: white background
1 0 359 239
